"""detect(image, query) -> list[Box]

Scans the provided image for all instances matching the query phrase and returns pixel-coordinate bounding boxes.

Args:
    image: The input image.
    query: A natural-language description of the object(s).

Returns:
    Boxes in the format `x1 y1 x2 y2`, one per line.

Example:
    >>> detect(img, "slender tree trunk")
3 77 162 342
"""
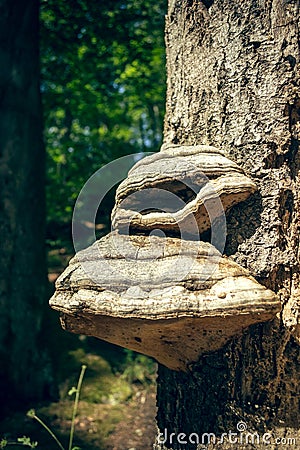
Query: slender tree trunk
155 0 300 448
0 0 53 406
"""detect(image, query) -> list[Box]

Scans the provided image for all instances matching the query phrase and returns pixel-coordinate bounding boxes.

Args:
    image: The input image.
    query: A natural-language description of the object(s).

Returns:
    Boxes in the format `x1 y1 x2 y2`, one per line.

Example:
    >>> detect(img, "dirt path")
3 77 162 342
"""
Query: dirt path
107 388 157 450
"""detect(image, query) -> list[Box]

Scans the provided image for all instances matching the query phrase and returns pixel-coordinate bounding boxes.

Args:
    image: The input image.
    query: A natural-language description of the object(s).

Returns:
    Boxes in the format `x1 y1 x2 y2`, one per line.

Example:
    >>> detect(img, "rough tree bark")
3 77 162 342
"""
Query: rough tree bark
155 0 300 449
0 0 53 406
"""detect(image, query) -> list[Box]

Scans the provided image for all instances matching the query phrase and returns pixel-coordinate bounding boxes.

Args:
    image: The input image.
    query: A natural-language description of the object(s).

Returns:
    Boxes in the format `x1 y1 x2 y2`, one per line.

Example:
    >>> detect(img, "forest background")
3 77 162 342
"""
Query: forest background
0 1 166 449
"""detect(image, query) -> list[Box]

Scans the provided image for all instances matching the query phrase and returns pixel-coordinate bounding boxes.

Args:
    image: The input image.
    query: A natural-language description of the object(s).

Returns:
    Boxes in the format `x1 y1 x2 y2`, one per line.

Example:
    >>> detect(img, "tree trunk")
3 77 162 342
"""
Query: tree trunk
155 0 300 448
0 0 53 406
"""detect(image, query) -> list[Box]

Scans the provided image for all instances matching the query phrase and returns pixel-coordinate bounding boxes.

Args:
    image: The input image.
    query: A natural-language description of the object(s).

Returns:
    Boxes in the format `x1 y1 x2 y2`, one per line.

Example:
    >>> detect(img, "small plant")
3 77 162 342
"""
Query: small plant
67 364 87 450
26 409 65 450
0 436 38 448
1 365 87 450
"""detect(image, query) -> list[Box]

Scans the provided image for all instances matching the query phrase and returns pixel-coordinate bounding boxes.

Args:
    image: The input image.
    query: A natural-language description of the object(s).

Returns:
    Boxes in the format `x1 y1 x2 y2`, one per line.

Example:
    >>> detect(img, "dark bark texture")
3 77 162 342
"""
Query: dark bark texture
0 0 53 405
155 0 300 448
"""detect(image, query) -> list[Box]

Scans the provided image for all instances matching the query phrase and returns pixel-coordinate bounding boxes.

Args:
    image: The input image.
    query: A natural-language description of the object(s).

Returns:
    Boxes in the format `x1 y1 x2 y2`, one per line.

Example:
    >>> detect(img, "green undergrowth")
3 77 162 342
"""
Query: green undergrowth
0 341 156 450
60 348 133 404
40 347 156 448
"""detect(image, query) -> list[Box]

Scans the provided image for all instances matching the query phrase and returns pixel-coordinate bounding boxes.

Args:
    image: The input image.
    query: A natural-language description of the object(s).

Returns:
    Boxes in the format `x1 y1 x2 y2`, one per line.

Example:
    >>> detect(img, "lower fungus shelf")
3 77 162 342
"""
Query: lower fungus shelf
50 232 280 371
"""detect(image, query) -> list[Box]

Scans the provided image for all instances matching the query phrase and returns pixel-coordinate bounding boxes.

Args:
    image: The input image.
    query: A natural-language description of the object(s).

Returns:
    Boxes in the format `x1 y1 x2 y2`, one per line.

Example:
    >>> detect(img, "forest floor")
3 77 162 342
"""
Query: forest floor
0 247 157 450
0 385 157 450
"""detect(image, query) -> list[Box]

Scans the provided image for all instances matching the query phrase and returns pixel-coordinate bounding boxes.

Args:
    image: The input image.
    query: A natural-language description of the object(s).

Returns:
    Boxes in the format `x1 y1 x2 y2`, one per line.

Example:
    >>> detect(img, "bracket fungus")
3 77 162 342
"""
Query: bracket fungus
112 144 257 236
50 144 280 371
50 232 280 371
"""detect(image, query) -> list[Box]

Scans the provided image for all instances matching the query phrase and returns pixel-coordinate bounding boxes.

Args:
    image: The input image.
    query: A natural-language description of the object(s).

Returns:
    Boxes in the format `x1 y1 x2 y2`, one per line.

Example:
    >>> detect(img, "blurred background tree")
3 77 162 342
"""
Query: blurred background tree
0 0 53 408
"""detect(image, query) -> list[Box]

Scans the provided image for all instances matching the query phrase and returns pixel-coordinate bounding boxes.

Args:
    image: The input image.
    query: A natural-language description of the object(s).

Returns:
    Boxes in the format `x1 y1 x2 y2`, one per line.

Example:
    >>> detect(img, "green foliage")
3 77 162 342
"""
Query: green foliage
40 0 166 225
17 438 38 448
0 437 38 448
37 349 156 448
66 349 132 404
122 350 156 385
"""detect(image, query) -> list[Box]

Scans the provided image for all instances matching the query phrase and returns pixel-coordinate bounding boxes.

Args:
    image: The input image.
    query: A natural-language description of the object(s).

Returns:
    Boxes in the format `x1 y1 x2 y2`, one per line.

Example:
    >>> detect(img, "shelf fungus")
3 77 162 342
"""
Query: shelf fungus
50 232 280 371
50 145 280 370
112 144 257 236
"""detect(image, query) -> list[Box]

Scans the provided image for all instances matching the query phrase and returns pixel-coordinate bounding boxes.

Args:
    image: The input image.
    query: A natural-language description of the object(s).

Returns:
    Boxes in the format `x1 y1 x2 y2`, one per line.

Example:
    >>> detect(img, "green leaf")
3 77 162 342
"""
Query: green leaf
68 386 78 396
26 409 36 419
17 437 38 448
